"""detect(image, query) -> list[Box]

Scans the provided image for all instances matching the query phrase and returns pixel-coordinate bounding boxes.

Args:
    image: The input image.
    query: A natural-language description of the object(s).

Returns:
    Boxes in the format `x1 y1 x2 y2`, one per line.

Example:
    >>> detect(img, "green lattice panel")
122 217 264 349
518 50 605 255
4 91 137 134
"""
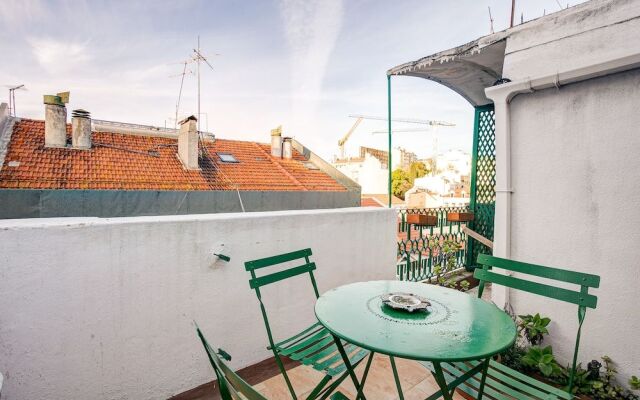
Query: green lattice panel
468 105 496 267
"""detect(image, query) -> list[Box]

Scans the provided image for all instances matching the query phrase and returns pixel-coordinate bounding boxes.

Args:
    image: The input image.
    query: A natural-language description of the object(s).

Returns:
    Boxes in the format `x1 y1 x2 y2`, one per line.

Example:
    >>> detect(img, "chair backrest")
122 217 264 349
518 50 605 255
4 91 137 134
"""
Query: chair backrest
244 248 320 347
196 325 267 400
245 248 319 295
474 253 600 393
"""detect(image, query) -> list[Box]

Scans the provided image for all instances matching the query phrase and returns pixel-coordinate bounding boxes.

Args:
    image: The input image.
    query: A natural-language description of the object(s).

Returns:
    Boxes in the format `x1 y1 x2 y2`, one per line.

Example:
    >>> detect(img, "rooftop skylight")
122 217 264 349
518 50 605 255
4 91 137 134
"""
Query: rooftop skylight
217 152 239 163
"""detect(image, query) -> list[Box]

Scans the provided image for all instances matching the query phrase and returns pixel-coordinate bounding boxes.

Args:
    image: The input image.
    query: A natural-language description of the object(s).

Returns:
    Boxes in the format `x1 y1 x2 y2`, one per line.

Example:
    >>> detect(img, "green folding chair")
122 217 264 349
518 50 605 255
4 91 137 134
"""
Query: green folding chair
420 253 600 400
245 249 372 400
196 324 351 400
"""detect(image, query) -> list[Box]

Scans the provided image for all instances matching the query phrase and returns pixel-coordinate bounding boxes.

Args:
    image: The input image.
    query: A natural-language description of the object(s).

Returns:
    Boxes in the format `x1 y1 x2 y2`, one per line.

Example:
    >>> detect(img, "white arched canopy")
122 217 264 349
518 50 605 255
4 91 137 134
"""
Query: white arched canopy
387 34 507 107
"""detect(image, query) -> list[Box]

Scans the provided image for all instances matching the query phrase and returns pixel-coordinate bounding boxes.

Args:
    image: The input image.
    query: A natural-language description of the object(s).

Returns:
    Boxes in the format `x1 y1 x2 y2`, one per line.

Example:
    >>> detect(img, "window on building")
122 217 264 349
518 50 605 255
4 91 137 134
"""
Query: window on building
217 153 239 163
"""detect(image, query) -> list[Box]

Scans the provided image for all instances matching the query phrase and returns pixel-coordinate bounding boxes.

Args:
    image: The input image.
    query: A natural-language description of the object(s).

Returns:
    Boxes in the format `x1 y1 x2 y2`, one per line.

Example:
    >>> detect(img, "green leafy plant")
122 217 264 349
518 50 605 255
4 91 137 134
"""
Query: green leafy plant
498 342 526 371
587 356 638 400
556 363 594 394
521 345 562 377
432 239 467 291
518 313 551 345
630 376 640 391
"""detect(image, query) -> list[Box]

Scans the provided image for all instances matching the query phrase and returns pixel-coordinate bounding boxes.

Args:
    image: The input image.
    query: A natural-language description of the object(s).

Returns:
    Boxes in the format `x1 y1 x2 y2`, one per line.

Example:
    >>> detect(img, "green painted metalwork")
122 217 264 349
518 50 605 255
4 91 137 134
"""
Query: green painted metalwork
426 359 573 400
195 324 268 400
477 253 600 287
473 254 600 396
314 281 516 362
389 356 404 399
396 206 470 281
245 250 369 400
467 105 496 268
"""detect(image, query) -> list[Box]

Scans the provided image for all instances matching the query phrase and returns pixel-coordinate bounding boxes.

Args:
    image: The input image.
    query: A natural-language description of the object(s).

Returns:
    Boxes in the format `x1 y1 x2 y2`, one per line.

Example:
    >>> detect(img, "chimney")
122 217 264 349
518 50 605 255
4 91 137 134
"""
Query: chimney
71 109 91 149
270 125 282 157
44 93 69 148
282 137 293 159
178 115 199 169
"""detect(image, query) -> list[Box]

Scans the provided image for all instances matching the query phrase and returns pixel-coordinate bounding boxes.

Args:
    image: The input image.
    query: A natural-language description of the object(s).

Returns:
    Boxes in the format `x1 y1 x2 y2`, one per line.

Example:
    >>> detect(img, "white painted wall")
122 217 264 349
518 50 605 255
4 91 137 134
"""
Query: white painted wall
0 208 397 400
503 0 640 81
508 68 640 383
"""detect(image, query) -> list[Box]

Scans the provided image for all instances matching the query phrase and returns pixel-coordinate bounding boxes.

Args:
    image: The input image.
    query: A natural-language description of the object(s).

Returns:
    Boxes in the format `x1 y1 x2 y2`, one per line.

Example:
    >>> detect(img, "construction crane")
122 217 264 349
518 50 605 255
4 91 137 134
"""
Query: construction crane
337 117 363 159
337 114 455 159
349 114 454 126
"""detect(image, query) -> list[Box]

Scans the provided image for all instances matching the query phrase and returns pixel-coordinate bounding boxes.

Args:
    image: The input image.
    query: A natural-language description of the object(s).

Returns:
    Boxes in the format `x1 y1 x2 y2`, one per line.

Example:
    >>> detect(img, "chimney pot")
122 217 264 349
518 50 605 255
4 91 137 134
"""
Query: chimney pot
44 99 67 148
282 137 293 159
178 115 199 169
71 109 91 149
270 125 282 157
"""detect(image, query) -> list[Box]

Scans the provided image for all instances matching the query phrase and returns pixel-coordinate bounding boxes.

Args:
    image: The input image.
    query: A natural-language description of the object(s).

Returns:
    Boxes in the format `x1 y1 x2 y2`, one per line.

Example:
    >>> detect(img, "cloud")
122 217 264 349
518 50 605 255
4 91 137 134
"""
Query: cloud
27 37 92 74
0 0 47 29
279 0 344 130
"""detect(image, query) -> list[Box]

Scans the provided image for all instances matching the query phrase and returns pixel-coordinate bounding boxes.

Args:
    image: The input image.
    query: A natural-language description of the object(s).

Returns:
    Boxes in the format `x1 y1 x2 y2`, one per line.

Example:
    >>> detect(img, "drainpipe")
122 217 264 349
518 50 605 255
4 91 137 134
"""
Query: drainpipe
387 75 392 208
484 52 640 309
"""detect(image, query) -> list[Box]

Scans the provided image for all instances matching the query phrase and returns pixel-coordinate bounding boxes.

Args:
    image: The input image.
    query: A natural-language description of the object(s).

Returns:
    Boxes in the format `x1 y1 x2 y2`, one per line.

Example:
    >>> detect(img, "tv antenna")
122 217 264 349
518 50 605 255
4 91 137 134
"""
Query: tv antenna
488 6 495 34
193 36 217 134
169 36 219 132
4 84 27 117
169 61 194 129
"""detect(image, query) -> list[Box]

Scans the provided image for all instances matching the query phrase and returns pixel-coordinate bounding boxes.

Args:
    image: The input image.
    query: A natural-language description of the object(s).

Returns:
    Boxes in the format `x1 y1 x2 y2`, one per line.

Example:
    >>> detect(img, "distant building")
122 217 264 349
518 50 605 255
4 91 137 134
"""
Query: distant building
405 150 471 208
0 101 359 218
333 146 417 195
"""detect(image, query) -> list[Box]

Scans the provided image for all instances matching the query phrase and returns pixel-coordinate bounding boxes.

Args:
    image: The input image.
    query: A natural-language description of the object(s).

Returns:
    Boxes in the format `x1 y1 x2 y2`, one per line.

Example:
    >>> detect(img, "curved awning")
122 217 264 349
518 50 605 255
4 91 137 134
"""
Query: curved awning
387 33 507 107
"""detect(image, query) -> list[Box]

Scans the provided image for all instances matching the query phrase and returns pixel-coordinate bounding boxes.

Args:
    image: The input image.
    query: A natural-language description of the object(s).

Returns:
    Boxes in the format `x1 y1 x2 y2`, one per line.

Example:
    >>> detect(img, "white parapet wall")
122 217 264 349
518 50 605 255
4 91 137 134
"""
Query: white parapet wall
0 207 397 400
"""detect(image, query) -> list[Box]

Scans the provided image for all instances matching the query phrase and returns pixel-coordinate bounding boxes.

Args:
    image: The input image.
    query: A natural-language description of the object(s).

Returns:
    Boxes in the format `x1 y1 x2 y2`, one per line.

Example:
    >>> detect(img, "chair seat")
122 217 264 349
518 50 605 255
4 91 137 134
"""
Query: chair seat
272 322 369 377
420 359 572 400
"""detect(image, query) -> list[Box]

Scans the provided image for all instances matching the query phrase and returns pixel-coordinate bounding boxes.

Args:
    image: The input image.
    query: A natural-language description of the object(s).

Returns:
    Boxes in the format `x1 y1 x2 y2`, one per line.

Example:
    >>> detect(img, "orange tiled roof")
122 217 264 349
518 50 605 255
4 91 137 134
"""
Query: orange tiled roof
0 119 347 192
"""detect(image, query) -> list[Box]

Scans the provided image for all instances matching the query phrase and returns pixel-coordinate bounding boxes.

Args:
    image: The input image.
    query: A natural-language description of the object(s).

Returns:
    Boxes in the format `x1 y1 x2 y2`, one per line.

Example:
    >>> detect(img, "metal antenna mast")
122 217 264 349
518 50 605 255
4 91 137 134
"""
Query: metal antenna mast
193 36 215 133
488 6 495 34
169 61 193 129
5 84 26 117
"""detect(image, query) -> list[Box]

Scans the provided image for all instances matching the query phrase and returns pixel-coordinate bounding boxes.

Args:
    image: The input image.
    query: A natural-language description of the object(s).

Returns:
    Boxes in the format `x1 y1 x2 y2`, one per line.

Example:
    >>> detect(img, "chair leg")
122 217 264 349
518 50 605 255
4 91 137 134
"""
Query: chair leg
390 356 404 400
430 362 454 400
316 351 373 400
332 335 367 400
273 351 297 399
360 352 374 389
476 358 491 400
306 374 332 400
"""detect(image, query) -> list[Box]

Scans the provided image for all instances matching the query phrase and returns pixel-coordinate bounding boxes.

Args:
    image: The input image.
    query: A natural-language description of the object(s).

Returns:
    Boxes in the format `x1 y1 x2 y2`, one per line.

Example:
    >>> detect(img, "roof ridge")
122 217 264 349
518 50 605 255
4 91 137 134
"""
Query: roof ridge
252 143 307 191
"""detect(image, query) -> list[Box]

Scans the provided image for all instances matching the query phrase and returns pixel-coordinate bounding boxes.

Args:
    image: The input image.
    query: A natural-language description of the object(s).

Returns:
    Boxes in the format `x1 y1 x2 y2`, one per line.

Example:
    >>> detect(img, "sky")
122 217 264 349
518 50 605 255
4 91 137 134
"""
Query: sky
0 0 586 161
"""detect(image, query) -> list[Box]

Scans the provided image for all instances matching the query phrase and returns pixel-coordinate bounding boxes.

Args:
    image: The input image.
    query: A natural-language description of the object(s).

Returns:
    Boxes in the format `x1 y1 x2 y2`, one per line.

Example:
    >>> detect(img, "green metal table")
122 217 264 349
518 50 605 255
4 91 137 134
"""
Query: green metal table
315 281 516 400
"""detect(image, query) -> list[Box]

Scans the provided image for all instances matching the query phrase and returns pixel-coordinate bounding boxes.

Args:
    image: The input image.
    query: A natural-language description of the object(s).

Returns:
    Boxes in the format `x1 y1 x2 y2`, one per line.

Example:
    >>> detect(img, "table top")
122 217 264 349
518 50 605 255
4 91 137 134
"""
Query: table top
315 280 516 362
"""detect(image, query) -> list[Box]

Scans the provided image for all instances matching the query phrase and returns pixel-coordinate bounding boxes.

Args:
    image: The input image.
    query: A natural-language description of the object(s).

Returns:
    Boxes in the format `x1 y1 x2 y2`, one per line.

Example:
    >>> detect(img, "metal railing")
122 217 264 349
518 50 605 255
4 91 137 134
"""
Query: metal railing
396 206 471 282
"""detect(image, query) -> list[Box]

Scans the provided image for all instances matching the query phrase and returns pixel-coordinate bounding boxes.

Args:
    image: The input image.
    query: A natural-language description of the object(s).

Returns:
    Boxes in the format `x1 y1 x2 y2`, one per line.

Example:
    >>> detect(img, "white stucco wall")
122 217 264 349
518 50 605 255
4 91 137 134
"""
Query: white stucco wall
0 208 397 400
503 0 640 81
508 68 640 383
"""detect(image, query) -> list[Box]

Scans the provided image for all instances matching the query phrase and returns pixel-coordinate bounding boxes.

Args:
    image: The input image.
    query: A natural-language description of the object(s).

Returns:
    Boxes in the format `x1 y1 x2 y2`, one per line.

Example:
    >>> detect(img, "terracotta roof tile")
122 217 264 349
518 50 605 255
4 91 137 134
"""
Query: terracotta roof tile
0 119 346 192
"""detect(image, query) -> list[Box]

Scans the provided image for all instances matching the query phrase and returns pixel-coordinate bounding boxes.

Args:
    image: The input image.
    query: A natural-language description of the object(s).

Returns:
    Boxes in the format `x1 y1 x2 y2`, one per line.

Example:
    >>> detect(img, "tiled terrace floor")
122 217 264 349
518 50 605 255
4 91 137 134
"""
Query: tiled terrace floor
253 354 467 400
177 285 491 400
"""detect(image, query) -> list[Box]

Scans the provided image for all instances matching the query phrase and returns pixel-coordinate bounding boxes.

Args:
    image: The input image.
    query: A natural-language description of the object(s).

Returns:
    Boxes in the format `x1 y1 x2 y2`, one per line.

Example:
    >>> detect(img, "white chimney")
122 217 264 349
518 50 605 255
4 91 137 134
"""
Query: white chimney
282 137 293 159
178 115 199 169
71 109 91 149
271 125 282 157
44 94 68 148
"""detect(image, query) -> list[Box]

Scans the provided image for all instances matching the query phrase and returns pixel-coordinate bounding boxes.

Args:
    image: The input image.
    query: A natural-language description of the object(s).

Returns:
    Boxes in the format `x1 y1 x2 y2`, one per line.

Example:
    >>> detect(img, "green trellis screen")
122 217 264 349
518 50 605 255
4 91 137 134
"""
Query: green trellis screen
466 104 496 267
395 104 496 281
